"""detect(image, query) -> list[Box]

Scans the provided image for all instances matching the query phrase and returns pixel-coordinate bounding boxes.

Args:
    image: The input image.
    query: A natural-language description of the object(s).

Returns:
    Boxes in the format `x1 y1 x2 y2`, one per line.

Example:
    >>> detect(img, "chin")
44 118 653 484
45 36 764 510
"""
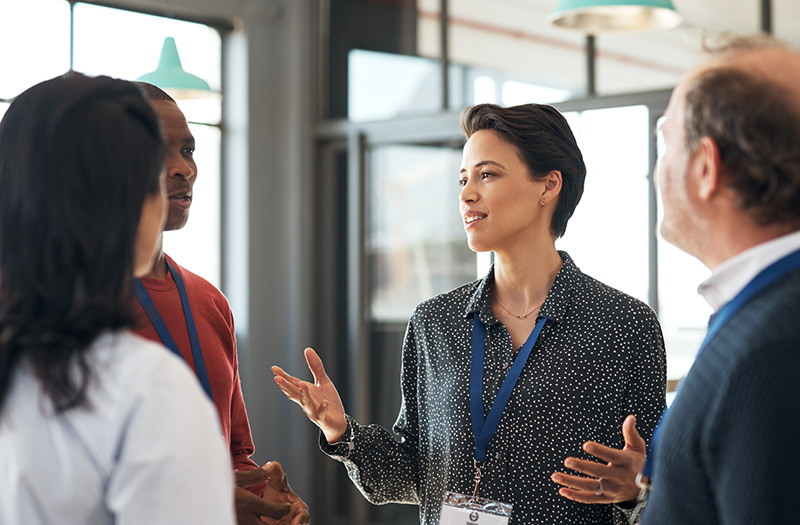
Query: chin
165 216 189 231
466 238 491 253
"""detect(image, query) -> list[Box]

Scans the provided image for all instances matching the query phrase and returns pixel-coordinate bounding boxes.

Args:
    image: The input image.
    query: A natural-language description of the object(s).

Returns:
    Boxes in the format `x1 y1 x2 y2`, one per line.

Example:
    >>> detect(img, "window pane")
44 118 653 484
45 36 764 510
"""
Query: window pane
654 119 711 384
348 50 442 122
657 233 710 383
367 144 475 321
163 124 221 288
556 105 650 304
0 0 70 99
775 0 800 43
71 4 222 286
72 3 221 124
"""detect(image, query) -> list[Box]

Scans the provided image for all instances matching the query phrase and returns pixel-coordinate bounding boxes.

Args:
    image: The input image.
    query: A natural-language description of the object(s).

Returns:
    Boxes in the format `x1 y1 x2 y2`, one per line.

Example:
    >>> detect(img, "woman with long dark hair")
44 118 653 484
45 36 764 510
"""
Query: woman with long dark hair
0 73 235 524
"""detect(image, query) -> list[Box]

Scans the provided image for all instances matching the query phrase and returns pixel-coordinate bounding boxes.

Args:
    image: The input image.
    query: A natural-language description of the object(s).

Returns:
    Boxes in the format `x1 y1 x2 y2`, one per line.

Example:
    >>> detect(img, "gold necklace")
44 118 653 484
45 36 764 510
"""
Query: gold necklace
491 289 543 320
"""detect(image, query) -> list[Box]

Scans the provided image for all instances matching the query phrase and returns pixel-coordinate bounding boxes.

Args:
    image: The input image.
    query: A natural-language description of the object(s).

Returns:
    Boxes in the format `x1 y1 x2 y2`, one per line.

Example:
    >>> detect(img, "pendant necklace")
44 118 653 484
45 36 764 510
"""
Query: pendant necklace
491 288 543 320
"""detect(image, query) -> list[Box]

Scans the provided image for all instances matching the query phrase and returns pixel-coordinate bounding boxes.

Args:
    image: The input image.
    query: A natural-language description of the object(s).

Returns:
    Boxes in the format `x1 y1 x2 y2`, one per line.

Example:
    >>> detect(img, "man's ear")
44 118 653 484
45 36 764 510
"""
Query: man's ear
694 136 723 201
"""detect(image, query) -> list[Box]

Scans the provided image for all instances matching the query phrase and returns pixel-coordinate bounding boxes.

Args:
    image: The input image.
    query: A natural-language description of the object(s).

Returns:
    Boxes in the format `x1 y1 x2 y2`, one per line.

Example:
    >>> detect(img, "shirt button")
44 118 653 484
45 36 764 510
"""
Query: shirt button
495 451 505 460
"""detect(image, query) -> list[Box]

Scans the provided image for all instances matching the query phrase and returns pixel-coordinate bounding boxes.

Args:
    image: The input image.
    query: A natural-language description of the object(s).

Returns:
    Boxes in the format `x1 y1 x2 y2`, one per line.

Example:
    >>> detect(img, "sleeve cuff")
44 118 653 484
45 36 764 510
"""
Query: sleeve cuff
319 415 356 458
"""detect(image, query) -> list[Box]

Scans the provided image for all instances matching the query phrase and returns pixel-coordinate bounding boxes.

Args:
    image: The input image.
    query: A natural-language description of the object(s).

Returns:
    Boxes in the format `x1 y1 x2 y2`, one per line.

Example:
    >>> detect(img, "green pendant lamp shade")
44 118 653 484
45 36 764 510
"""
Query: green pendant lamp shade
548 0 682 32
136 37 219 100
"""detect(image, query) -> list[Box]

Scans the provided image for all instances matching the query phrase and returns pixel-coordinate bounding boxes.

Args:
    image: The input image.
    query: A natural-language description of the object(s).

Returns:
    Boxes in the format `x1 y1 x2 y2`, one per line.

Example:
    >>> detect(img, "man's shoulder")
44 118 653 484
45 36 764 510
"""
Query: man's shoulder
706 269 800 363
740 268 800 333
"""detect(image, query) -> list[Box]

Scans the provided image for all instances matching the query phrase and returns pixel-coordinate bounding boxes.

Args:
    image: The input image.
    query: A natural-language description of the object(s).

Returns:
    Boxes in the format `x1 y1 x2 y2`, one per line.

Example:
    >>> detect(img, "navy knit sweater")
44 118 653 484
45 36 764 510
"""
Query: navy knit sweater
641 267 800 524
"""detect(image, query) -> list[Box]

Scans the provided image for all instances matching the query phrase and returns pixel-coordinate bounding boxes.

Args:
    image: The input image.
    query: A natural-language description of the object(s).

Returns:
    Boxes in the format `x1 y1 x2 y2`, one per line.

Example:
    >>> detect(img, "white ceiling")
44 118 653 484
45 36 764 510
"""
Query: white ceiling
418 0 799 96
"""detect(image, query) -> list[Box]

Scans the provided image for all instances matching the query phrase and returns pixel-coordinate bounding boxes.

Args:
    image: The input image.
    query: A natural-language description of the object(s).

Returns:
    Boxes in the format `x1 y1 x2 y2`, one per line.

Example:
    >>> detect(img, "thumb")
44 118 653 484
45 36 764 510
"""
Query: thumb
622 414 646 453
266 462 290 492
235 466 270 487
262 461 283 480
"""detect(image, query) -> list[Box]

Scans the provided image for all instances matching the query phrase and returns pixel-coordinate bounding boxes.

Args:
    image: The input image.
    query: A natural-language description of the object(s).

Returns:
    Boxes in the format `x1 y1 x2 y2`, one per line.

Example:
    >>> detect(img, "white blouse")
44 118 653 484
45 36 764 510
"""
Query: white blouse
0 330 235 525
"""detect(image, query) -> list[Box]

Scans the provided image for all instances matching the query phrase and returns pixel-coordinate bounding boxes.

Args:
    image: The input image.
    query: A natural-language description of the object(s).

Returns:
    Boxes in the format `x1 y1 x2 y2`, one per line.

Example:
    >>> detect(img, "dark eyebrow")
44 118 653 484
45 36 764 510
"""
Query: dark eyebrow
459 160 507 173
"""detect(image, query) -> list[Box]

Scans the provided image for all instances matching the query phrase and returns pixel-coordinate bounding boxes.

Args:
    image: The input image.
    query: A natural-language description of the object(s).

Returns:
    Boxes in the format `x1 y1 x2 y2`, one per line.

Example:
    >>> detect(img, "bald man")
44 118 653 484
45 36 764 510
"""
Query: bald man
552 36 800 524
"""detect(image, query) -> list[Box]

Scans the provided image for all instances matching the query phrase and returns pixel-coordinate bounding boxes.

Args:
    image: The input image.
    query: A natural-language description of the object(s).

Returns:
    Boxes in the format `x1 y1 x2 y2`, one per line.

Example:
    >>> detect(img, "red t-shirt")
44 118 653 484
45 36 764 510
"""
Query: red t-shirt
132 254 259 473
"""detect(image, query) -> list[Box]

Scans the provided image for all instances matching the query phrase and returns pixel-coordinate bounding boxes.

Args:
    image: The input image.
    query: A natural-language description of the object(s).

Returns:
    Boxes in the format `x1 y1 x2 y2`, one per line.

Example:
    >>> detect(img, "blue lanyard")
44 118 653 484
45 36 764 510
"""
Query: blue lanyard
133 260 214 402
470 313 547 464
642 246 800 481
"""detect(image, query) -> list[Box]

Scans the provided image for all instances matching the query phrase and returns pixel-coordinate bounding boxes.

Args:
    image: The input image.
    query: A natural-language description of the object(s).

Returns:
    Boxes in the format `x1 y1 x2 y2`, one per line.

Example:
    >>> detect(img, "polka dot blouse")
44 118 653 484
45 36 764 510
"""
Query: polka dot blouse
320 252 667 525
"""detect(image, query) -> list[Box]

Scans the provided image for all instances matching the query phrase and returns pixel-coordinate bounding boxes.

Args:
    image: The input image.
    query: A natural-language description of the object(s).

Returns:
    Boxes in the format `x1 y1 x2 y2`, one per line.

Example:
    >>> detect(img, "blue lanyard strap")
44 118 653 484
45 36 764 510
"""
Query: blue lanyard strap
642 246 800 480
470 314 547 463
133 260 214 402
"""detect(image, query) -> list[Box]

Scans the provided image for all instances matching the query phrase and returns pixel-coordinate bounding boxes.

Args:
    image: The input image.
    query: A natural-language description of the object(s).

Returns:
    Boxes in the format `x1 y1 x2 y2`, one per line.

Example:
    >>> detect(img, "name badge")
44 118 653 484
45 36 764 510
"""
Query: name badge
440 491 512 525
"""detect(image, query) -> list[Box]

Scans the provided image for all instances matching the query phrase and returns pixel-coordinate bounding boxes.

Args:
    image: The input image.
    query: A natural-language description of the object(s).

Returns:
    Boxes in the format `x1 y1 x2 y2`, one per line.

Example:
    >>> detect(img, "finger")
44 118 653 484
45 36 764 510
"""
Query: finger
236 486 291 521
551 471 604 493
304 347 330 385
622 414 647 453
291 510 311 525
558 486 607 504
271 366 303 386
563 456 609 479
259 501 291 520
273 375 303 401
266 462 288 492
581 441 631 465
261 461 280 479
235 466 270 487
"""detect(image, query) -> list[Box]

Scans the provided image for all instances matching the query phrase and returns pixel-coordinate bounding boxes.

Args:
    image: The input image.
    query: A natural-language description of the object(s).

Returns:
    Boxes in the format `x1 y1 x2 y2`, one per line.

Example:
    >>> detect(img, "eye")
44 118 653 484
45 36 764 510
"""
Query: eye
481 171 493 179
458 178 467 187
183 147 195 156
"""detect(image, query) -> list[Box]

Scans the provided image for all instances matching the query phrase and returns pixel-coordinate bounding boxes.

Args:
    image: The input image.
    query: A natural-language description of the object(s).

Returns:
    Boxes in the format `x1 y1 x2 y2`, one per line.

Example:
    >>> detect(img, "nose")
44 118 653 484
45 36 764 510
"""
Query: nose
460 175 478 204
166 152 196 181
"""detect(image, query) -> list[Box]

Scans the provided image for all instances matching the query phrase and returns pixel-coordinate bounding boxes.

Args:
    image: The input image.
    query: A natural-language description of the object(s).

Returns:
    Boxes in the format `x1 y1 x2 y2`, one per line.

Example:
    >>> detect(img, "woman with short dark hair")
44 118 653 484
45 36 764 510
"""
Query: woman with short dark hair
274 103 666 524
0 73 235 524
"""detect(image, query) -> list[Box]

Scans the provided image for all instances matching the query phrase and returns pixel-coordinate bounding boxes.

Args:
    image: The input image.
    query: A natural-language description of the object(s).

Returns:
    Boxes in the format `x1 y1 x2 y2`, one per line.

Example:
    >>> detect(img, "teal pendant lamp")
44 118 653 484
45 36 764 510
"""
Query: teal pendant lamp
548 0 682 32
136 36 219 100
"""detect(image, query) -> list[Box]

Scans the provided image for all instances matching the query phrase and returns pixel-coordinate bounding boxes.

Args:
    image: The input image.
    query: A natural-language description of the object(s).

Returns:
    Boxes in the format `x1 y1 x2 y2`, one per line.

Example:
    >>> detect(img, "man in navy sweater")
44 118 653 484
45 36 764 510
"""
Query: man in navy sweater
552 35 800 524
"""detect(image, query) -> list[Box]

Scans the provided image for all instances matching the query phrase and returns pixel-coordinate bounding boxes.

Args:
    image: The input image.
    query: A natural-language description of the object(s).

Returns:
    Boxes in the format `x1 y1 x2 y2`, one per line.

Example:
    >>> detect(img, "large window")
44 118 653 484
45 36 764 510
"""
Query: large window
655 121 711 386
0 1 223 287
556 105 650 305
0 0 71 100
367 144 472 321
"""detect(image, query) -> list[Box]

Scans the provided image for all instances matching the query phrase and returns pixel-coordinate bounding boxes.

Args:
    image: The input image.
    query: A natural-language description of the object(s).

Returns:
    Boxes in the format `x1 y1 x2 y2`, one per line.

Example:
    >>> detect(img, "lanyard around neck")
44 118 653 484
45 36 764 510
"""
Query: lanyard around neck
642 246 800 481
133 260 214 402
470 313 547 464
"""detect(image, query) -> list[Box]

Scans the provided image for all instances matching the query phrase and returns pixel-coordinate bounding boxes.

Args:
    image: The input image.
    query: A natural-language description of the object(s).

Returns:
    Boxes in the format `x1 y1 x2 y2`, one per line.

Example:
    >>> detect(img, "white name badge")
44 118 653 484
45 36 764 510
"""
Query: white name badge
440 491 512 525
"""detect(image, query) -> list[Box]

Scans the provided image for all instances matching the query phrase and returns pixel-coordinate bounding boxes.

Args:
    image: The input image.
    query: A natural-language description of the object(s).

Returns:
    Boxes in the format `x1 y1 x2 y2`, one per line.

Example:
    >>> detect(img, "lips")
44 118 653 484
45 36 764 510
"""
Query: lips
463 211 487 229
168 190 192 210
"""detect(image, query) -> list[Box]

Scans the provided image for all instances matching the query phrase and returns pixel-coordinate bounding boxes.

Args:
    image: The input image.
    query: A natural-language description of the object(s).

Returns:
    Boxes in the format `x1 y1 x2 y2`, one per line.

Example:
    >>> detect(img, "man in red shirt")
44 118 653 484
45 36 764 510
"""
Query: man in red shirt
134 82 309 525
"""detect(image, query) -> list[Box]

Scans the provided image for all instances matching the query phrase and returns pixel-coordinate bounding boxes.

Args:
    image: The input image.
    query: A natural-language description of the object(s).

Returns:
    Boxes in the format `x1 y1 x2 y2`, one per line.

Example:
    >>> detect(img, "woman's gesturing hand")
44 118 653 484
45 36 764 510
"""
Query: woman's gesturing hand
272 347 348 444
551 414 646 505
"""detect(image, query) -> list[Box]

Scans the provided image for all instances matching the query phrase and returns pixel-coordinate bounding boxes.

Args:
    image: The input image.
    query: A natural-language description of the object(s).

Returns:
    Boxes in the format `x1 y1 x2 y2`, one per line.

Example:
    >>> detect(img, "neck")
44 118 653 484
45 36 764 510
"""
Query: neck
492 242 562 311
144 236 169 279
701 216 800 270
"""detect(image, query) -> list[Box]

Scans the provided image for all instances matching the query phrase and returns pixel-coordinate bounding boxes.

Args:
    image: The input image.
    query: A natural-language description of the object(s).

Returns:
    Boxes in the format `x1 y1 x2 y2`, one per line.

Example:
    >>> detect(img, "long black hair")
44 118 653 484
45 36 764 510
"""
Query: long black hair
0 72 165 416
